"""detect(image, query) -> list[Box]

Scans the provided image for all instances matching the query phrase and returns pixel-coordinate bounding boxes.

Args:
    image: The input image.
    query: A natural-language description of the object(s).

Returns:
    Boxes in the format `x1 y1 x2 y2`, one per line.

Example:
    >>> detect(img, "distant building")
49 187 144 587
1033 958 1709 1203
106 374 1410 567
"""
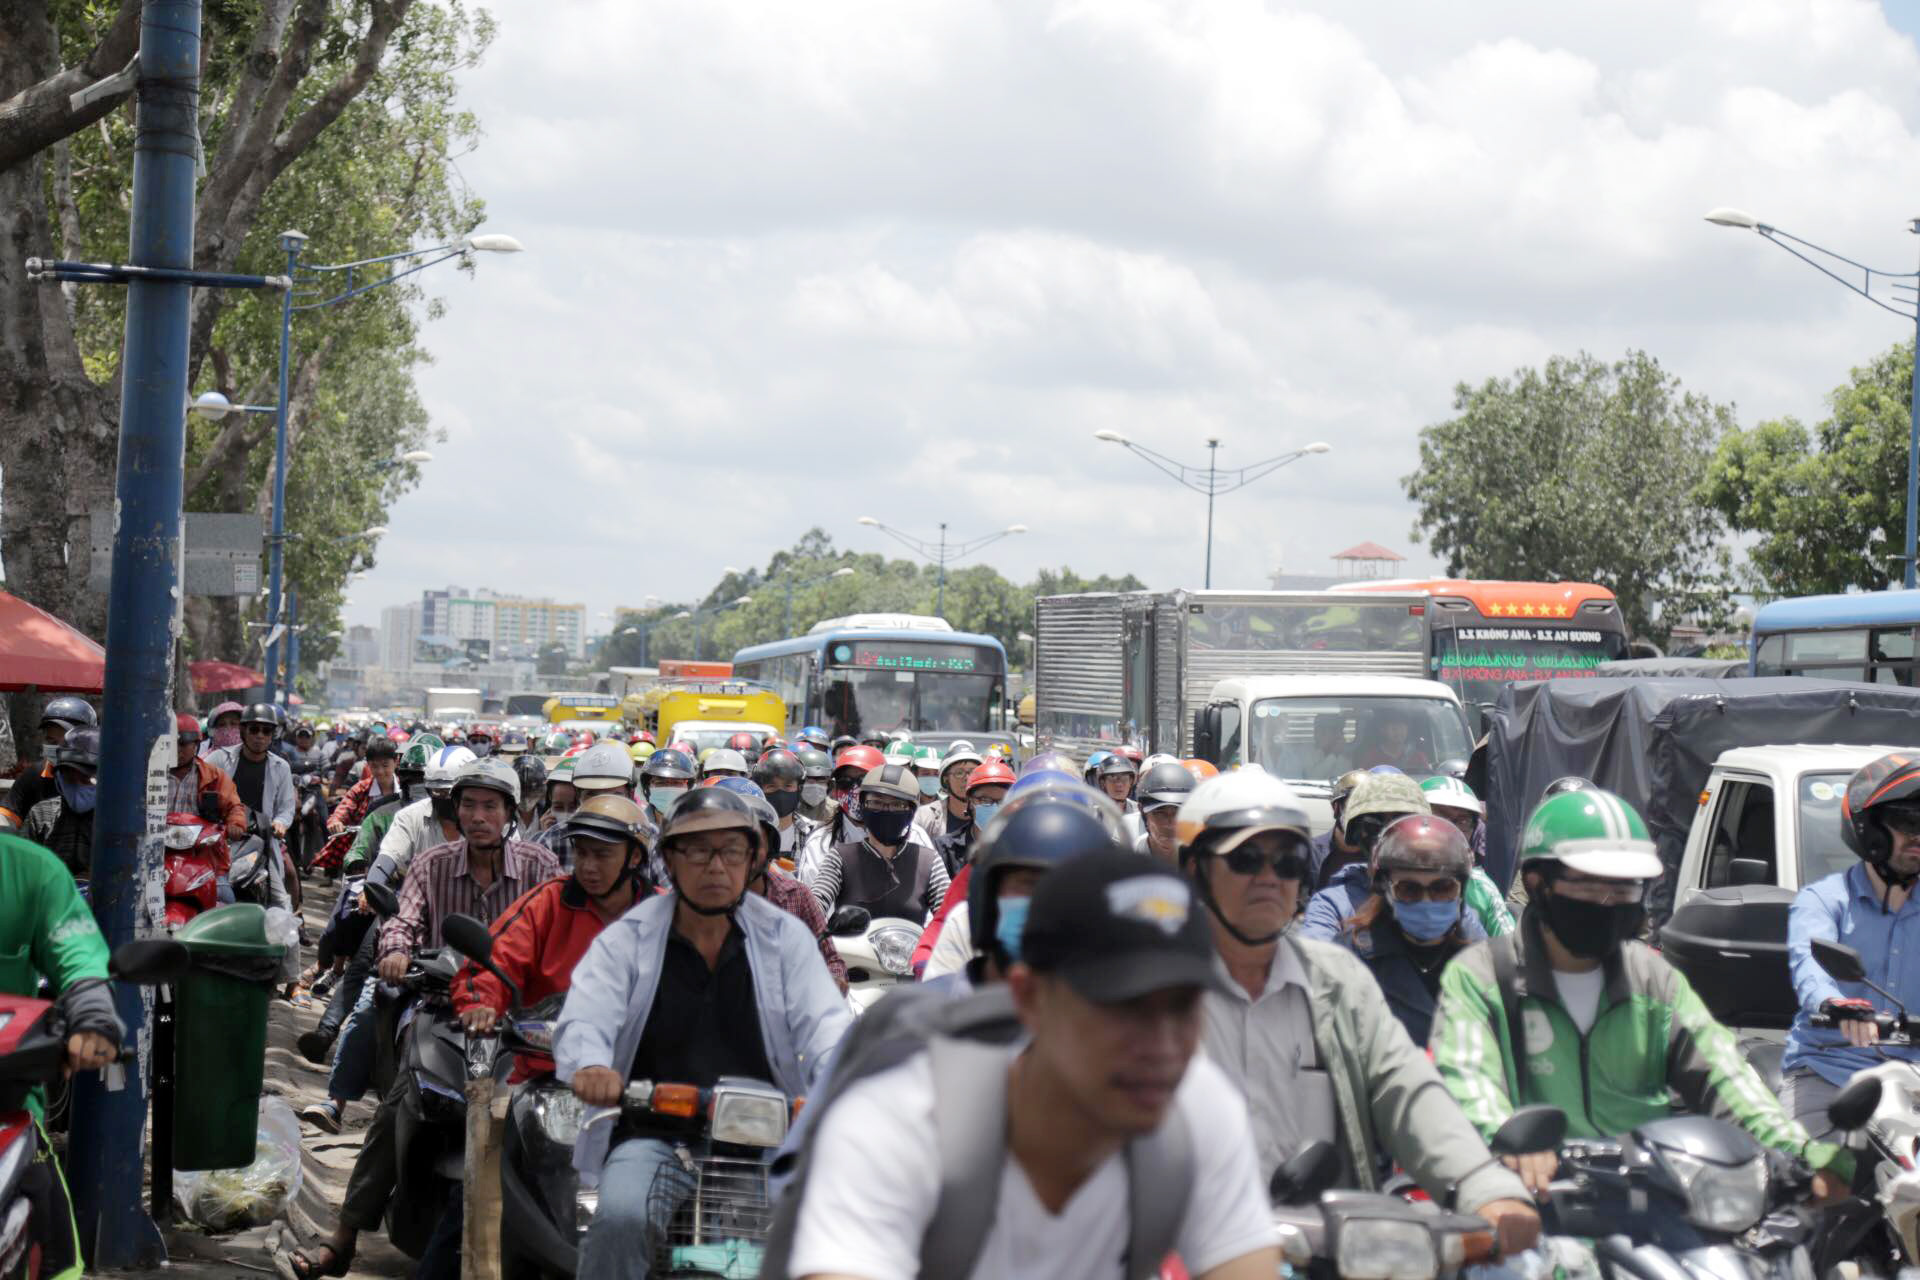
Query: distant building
409 585 586 663
380 602 420 671
1331 541 1405 580
344 624 380 668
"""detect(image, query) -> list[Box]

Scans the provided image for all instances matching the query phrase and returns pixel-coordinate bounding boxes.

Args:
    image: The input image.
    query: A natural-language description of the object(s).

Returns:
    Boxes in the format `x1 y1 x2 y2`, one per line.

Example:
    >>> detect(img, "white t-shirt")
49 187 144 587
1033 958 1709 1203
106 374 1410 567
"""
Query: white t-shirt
921 902 974 978
1553 967 1605 1035
786 1048 1274 1280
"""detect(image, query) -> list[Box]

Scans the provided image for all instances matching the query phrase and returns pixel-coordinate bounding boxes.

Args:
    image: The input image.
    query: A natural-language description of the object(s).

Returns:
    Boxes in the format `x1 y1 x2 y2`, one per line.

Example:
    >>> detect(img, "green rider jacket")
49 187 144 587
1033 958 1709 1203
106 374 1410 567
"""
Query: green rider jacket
1430 910 1848 1175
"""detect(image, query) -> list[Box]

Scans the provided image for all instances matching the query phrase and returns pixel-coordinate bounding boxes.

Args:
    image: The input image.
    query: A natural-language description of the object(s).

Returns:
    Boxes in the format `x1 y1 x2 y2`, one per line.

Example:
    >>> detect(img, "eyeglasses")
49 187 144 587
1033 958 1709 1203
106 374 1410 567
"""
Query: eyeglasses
1388 876 1462 904
1220 845 1310 879
243 724 275 736
670 840 752 867
861 796 914 814
1551 874 1646 905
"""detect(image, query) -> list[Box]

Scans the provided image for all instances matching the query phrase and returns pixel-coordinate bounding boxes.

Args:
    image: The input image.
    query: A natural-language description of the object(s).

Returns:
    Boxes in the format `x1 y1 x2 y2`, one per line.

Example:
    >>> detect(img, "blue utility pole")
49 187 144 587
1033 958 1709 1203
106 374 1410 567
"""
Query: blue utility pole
263 231 305 704
72 0 200 1265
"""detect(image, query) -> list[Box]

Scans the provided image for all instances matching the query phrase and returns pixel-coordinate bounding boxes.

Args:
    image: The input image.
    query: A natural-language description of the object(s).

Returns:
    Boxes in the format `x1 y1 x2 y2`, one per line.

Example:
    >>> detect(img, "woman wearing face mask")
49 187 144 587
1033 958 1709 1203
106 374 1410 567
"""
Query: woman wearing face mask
806 763 949 924
201 701 245 756
795 745 885 885
1334 814 1485 1046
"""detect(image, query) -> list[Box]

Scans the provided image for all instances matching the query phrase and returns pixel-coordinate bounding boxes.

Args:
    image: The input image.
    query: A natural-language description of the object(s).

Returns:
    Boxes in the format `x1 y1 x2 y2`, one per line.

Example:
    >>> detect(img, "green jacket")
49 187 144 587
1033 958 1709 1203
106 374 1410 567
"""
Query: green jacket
343 801 403 876
1430 912 1847 1175
1289 935 1529 1212
1466 868 1514 937
0 834 115 1126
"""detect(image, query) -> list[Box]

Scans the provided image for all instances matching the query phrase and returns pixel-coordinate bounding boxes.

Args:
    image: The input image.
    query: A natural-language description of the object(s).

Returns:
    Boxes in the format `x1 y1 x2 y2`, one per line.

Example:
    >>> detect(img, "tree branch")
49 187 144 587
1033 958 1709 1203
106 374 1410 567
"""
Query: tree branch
267 0 415 180
0 0 143 176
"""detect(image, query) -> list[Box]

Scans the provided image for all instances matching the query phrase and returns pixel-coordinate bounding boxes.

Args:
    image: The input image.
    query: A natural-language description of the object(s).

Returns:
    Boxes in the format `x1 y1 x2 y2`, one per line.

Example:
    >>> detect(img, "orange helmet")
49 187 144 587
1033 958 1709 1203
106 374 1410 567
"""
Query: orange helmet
1181 758 1220 782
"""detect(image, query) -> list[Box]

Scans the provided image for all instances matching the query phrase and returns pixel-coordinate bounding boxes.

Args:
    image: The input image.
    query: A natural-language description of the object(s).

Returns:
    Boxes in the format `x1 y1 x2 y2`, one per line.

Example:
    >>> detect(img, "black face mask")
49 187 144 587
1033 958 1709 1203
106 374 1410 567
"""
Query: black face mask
864 808 914 846
1539 891 1644 959
767 789 802 819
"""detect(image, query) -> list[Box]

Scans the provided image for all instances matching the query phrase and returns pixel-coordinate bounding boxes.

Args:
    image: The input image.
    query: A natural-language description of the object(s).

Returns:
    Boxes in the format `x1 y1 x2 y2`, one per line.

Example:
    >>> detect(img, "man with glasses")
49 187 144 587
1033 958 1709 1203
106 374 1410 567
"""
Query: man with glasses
556 787 849 1280
1134 760 1195 863
1178 769 1540 1254
1431 788 1850 1202
1780 753 1920 1128
210 702 295 845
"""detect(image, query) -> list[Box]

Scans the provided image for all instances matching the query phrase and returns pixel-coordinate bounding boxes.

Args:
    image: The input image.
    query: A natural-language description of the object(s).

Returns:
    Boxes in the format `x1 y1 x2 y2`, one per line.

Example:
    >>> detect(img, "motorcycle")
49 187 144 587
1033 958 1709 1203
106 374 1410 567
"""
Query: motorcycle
0 939 187 1280
161 812 226 928
824 905 916 1014
292 765 327 872
1266 1113 1535 1280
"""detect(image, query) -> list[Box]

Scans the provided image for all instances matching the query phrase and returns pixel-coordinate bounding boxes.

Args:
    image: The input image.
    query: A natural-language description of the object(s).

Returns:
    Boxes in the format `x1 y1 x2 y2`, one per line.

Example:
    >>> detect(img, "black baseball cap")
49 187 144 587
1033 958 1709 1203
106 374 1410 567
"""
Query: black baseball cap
1021 850 1230 1003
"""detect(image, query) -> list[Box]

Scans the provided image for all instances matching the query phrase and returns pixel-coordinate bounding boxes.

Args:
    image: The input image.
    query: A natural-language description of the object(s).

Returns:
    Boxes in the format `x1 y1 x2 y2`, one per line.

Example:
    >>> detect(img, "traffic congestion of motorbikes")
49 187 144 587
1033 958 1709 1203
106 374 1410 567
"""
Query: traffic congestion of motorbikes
5 665 1920 1280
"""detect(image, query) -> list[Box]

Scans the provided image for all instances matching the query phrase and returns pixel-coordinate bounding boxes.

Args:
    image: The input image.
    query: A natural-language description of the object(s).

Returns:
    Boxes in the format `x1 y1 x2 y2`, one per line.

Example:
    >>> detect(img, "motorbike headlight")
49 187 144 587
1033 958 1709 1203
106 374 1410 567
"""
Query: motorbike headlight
534 1088 588 1145
709 1083 789 1148
163 824 199 850
869 924 919 978
1334 1218 1439 1280
1657 1147 1767 1233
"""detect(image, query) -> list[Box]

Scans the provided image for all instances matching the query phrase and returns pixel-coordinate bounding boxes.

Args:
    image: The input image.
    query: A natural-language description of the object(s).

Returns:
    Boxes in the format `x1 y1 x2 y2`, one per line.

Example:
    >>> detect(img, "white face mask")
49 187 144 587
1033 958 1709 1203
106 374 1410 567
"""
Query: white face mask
800 782 829 807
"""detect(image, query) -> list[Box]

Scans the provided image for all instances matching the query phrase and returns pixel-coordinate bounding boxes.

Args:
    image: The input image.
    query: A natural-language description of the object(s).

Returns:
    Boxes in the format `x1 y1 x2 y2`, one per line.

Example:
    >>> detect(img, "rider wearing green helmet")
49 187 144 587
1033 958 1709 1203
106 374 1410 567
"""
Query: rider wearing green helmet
1431 788 1850 1201
1418 775 1513 938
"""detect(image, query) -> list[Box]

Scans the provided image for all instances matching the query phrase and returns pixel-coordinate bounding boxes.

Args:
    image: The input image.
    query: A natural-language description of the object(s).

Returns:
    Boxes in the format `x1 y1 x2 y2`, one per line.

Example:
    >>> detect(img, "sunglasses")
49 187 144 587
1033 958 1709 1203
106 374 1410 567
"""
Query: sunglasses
1882 810 1920 840
1220 845 1310 879
1388 876 1462 904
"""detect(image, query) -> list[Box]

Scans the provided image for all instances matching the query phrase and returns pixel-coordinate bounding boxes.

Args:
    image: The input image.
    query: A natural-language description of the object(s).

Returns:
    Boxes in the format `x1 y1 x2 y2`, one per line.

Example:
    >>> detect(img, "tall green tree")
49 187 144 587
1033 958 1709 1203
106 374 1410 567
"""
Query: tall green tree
1701 341 1914 596
1402 350 1734 645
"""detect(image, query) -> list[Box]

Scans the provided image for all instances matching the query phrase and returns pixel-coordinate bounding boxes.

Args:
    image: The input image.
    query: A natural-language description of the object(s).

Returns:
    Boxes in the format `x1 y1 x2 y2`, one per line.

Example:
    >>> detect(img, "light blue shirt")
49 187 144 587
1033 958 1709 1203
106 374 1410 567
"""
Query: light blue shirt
1783 862 1920 1085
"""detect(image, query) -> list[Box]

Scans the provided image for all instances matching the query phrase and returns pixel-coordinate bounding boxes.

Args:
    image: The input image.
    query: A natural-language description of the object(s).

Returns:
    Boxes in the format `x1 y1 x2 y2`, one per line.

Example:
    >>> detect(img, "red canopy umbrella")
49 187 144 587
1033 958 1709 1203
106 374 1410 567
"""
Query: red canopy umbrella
189 660 265 695
0 590 106 693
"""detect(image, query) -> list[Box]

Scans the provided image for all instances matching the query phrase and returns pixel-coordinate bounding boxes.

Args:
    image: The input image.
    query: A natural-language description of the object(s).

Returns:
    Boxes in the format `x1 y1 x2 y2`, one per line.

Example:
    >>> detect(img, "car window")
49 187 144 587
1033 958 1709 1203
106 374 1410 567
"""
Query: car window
1703 778 1775 889
1797 773 1855 888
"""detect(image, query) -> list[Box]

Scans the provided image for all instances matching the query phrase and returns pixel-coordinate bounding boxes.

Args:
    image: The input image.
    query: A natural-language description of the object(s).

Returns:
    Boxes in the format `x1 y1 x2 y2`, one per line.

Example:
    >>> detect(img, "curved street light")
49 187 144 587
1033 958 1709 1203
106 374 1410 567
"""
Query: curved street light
855 518 1028 616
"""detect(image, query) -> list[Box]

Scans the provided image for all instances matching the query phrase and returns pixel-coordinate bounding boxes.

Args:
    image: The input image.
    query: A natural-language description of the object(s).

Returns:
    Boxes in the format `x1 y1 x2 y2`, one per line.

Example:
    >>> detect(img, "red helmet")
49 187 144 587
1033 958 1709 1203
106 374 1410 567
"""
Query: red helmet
727 731 759 753
833 745 885 779
965 760 1016 793
577 730 597 746
636 730 656 745
1113 745 1145 766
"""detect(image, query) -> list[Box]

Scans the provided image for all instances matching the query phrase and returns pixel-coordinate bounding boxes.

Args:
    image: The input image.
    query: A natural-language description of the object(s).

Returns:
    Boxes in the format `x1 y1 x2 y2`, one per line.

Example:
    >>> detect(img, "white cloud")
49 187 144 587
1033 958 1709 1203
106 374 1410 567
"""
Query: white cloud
352 0 1920 631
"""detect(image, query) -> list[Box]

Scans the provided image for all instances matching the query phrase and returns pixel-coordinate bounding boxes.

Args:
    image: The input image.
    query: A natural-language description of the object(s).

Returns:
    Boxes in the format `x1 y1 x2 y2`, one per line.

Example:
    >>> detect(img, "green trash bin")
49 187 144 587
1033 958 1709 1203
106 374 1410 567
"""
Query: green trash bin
172 903 288 1170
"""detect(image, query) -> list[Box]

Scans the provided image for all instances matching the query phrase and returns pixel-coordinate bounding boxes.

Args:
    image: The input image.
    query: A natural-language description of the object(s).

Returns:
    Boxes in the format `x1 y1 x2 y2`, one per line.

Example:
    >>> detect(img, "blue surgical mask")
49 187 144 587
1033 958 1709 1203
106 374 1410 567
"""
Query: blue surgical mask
918 776 940 799
995 896 1030 961
1395 898 1460 943
58 775 97 814
649 786 687 816
970 802 999 830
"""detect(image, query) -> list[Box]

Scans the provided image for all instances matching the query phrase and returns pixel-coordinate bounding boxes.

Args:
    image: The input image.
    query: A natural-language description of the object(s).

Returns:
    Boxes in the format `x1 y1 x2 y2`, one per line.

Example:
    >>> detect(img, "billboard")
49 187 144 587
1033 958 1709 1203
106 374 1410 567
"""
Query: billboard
415 635 491 665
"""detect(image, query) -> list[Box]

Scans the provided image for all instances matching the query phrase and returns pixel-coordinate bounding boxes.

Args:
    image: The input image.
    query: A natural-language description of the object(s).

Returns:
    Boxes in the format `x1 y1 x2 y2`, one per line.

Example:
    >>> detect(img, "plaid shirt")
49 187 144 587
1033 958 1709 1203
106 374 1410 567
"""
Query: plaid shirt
379 837 560 959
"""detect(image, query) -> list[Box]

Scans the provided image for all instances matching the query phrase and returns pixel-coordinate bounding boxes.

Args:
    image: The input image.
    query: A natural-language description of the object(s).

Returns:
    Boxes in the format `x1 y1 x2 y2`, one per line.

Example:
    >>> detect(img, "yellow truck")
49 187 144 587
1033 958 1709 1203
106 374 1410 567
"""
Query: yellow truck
653 684 787 756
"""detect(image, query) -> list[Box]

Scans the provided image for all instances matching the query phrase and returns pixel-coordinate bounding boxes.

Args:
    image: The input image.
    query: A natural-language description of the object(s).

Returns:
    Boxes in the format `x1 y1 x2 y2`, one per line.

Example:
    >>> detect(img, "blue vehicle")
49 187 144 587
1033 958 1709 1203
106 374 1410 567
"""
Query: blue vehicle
1750 591 1920 684
731 614 1011 753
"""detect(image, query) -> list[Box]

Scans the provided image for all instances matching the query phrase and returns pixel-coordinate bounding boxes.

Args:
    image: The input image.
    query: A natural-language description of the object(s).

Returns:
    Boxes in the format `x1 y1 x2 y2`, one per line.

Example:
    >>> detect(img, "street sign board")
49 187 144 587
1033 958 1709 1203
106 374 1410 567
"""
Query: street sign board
89 510 263 597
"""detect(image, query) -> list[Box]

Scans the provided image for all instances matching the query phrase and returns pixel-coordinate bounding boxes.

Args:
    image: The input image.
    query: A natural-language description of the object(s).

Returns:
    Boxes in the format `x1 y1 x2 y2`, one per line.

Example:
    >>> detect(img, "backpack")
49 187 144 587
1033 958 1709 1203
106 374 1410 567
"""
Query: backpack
758 983 1195 1280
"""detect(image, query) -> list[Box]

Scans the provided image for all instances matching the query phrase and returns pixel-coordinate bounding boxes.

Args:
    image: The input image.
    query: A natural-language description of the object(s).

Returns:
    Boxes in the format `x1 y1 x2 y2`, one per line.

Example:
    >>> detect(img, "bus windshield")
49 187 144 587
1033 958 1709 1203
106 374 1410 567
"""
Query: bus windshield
820 669 1000 737
1431 624 1627 707
1247 695 1472 783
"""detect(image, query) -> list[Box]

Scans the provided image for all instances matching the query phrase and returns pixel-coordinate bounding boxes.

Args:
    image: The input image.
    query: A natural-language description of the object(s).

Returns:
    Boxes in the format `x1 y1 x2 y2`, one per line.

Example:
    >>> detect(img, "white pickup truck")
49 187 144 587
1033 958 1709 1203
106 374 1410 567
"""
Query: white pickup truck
1662 743 1897 1033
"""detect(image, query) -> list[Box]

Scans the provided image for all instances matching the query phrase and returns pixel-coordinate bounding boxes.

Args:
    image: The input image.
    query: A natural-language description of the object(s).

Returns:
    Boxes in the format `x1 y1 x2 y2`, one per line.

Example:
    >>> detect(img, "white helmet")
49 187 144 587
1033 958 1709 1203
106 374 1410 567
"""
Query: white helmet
1174 765 1312 860
700 748 749 778
572 741 636 792
425 745 477 794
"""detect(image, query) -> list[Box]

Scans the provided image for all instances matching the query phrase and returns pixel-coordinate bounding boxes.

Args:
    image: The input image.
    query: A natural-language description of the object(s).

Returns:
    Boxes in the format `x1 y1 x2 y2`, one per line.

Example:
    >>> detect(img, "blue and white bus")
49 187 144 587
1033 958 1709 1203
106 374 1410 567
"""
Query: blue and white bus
1750 591 1920 684
732 614 1011 750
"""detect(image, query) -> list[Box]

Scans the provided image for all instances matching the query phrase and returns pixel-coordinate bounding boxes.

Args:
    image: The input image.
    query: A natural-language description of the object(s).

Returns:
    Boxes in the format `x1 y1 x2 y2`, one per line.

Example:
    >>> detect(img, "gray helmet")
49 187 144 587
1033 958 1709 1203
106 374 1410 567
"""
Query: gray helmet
1136 761 1197 812
40 696 97 731
794 746 833 781
859 763 921 806
451 756 519 807
54 727 101 772
572 741 636 792
701 748 749 778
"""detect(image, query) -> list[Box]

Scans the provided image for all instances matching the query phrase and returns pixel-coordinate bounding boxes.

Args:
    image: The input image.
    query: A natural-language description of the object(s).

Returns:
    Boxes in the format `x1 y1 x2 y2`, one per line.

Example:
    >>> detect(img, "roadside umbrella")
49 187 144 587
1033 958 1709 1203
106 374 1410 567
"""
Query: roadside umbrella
0 590 106 693
189 660 265 695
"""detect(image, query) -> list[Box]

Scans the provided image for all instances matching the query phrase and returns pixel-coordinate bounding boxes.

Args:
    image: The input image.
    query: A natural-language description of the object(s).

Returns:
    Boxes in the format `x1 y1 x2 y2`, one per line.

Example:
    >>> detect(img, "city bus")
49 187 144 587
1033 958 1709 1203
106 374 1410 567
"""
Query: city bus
731 613 1011 752
541 692 623 723
1331 579 1630 712
1750 591 1920 684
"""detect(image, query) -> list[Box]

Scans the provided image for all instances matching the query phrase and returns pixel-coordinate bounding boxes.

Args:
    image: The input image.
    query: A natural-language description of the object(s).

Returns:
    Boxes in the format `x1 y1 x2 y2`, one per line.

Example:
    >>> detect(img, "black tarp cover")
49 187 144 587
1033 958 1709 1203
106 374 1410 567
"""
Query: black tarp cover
1482 676 1920 915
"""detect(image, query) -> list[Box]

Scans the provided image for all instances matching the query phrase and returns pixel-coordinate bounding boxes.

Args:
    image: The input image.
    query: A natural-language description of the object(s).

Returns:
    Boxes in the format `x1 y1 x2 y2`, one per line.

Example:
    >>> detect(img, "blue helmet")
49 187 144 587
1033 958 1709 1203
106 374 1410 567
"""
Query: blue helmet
1369 764 1405 775
798 725 830 748
1018 751 1074 779
708 776 778 859
709 776 767 804
967 794 1134 959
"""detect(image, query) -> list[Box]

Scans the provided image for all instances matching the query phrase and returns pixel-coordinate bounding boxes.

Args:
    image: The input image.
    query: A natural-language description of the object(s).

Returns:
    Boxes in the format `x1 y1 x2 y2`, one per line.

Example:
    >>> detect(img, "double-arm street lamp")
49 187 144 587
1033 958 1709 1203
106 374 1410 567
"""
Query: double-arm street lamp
781 566 856 635
1705 208 1920 588
856 517 1027 617
1092 432 1330 588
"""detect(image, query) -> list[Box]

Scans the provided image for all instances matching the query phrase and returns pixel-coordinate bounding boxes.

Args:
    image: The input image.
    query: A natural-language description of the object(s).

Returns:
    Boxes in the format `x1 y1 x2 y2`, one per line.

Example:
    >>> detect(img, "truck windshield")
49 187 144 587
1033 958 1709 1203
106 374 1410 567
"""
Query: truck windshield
1797 773 1857 886
820 669 1001 737
1247 695 1472 783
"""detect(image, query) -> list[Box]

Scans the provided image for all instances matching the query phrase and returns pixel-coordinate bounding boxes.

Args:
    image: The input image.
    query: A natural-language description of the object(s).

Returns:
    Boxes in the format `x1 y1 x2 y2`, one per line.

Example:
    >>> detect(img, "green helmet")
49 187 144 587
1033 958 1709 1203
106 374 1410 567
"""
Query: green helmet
1420 775 1483 817
1517 788 1662 880
399 735 443 773
549 757 578 784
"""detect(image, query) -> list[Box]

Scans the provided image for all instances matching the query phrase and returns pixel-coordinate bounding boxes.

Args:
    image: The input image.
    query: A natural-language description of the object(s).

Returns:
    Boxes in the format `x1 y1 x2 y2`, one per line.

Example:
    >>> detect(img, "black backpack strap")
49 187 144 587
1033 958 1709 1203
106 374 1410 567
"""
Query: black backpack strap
1489 932 1530 1101
1124 1098 1195 1278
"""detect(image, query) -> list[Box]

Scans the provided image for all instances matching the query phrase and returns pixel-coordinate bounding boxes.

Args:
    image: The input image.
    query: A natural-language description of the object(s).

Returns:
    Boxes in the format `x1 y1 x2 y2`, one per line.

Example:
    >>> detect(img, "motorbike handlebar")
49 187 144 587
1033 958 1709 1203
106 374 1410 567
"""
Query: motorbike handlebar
1809 1011 1914 1042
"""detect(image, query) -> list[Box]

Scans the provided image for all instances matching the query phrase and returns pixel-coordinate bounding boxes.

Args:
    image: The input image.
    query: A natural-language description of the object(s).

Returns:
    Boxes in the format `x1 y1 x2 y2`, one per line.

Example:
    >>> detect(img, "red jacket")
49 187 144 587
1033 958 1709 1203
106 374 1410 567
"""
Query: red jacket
452 875 619 1019
327 773 402 831
186 758 249 850
912 863 970 975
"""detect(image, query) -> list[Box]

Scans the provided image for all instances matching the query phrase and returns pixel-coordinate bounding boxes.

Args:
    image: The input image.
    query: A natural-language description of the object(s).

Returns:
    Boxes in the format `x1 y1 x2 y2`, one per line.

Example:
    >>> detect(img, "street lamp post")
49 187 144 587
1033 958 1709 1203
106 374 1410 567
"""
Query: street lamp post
1092 431 1331 588
1705 207 1920 589
855 518 1026 617
782 566 856 636
258 229 522 703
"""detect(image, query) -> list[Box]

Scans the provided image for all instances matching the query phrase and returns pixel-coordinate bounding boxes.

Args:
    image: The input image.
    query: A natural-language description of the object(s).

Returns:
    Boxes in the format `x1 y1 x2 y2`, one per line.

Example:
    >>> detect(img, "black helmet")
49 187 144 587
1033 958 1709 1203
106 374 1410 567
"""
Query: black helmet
1542 776 1595 800
1842 753 1920 883
641 748 697 783
1096 753 1138 779
794 746 833 781
752 748 804 789
513 753 549 796
967 796 1134 959
241 702 279 729
1136 761 1197 812
55 727 101 772
829 735 858 756
40 696 96 731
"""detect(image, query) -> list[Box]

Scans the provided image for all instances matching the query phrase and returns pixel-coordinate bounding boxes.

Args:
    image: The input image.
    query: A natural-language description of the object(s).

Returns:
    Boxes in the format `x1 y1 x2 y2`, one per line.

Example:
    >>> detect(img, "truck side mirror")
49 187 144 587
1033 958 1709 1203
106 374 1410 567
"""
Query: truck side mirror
1192 706 1218 764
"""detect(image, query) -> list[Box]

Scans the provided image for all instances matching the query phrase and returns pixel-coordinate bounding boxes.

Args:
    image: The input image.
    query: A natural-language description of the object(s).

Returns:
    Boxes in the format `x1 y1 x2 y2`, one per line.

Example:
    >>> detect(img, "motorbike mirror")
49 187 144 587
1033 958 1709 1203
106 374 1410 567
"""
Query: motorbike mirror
1267 1139 1340 1204
111 938 190 986
1812 938 1867 984
363 881 401 918
1828 1074 1884 1132
443 912 523 1014
827 904 871 936
1489 1105 1568 1157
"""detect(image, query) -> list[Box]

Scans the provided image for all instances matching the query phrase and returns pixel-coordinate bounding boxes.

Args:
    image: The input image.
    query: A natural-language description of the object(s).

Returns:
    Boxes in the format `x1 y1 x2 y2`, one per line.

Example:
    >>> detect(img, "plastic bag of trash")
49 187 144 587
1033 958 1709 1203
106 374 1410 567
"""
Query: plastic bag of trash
263 906 302 983
173 1097 304 1231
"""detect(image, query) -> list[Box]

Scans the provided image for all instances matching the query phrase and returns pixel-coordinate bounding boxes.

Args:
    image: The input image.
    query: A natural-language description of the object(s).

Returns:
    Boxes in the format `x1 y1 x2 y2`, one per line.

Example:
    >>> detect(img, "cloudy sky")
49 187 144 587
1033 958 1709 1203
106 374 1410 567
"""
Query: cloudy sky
351 0 1920 635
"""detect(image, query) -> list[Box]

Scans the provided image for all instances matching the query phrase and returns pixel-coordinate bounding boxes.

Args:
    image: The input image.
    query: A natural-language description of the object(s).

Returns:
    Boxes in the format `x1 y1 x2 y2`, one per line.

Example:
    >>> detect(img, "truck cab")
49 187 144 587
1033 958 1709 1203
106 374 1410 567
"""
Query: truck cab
1663 744 1892 1032
1190 675 1472 833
